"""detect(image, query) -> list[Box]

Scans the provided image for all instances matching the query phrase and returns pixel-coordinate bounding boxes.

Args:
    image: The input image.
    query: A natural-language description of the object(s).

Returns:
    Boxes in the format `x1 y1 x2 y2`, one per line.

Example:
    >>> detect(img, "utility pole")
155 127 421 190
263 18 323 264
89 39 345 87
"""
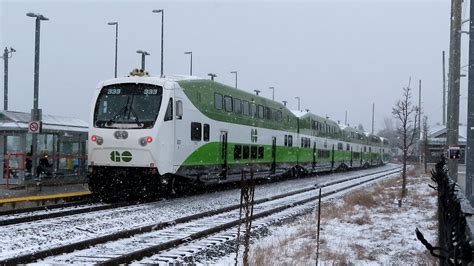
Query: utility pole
419 79 422 165
371 103 375 134
443 50 446 126
447 0 462 182
465 0 474 203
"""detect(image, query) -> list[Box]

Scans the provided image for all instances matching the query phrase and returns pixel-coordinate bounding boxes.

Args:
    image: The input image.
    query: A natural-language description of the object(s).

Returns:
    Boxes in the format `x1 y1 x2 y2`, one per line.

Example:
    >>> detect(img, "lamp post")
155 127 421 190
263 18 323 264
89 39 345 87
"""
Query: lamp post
230 71 238 88
107 22 118 78
254 89 260 96
268 86 275 101
295 96 300 111
184 51 192 76
1 47 15 110
208 73 217 80
136 50 150 71
26 12 48 179
152 9 164 77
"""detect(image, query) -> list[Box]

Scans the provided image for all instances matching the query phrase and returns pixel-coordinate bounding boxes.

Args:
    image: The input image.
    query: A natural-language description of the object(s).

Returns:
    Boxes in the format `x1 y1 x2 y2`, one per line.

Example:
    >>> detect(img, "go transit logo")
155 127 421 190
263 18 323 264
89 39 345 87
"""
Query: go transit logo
110 151 132 162
251 129 258 143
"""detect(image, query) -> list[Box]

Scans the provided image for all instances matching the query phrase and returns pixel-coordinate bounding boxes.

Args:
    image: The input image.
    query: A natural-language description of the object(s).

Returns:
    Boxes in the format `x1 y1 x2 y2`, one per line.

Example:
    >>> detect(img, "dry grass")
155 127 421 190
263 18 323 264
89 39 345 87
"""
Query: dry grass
246 171 438 265
343 191 378 208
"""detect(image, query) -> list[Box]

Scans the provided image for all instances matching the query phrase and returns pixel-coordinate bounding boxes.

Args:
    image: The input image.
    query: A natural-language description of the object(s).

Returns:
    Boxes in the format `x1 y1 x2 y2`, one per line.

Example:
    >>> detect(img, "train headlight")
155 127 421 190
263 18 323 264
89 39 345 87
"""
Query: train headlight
139 136 153 146
114 131 129 139
91 135 103 145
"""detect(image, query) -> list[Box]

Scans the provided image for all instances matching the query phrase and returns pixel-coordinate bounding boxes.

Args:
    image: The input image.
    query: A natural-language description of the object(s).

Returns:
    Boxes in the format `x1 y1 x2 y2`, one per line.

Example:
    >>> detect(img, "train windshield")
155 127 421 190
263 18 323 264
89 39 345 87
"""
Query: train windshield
94 84 163 129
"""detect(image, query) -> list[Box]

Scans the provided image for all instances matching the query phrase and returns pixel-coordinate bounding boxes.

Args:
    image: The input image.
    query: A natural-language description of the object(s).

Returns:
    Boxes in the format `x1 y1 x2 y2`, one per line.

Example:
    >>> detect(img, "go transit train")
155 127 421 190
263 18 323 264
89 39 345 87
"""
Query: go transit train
87 70 390 197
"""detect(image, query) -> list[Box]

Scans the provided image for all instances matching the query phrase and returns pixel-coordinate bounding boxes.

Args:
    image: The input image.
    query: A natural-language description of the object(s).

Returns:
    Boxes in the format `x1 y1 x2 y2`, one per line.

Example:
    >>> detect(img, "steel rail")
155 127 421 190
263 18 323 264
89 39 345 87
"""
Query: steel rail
100 169 400 265
0 167 399 265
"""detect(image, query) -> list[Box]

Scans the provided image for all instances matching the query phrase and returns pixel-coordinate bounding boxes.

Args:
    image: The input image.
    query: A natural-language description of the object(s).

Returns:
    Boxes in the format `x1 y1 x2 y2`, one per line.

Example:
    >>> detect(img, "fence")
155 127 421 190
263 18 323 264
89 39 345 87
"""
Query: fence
417 157 474 265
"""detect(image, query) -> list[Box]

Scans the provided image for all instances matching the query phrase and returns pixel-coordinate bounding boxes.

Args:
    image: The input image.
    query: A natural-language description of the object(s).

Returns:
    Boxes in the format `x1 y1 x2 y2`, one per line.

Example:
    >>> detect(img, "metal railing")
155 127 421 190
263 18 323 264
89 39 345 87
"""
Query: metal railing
417 157 474 265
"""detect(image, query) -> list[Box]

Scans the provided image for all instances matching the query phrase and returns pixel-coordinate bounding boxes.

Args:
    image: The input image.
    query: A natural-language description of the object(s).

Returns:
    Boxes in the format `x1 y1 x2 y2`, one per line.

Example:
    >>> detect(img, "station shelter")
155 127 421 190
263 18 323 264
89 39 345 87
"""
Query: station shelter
0 110 88 187
426 124 467 164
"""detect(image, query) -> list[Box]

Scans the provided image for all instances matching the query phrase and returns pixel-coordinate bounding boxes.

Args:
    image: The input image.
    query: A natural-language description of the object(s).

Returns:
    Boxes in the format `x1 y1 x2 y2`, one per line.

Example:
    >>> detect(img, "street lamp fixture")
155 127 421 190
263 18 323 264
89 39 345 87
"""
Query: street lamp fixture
268 86 275 101
295 96 301 111
1 47 16 111
254 89 261 96
184 51 192 76
208 73 217 80
152 9 164 77
26 11 49 179
136 50 150 71
230 71 238 88
282 100 287 106
107 22 119 78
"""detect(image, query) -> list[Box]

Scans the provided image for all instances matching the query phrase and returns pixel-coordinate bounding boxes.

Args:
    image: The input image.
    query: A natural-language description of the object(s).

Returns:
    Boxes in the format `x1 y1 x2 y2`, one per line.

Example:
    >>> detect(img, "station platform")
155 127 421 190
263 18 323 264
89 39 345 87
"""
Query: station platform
0 182 90 204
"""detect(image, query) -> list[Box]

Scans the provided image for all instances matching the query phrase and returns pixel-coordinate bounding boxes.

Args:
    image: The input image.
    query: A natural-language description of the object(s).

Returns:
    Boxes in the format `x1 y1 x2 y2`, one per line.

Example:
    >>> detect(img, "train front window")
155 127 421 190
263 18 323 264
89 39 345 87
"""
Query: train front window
94 84 163 128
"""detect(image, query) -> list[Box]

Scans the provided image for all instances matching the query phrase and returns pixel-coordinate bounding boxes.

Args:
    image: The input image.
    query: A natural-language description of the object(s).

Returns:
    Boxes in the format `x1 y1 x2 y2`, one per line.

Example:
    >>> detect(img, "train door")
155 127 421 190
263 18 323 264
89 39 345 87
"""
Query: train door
220 131 228 180
312 141 316 170
271 137 276 174
350 146 353 167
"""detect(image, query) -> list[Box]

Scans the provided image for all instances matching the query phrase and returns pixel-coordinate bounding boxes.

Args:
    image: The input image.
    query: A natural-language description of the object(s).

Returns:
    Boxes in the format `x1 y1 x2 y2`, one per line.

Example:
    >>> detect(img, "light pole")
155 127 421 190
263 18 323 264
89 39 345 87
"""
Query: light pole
282 100 287 106
1 47 15 110
295 96 300 111
136 50 150 71
107 22 118 78
268 86 274 101
26 12 48 179
254 89 260 96
184 51 192 76
152 9 164 77
208 73 217 80
230 71 238 88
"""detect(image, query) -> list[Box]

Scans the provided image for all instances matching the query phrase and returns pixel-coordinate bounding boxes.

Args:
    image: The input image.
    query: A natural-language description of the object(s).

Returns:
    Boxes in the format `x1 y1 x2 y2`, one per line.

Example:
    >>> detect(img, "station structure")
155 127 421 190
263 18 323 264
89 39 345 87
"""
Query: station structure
426 124 467 163
0 110 88 187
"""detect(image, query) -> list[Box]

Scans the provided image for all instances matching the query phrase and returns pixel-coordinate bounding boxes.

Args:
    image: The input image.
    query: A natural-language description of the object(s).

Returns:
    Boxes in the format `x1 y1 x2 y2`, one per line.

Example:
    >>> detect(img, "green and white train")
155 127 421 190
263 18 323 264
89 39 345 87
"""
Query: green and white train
88 71 390 196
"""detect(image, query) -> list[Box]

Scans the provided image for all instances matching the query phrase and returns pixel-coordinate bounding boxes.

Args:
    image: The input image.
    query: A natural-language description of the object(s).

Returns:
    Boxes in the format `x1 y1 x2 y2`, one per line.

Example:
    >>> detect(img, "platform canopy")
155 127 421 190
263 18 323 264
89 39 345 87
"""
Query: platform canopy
0 110 88 134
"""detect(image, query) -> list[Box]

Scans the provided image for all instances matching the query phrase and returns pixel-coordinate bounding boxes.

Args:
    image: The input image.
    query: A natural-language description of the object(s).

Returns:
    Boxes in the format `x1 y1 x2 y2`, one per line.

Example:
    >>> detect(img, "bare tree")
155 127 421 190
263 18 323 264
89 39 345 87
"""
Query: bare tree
392 86 419 198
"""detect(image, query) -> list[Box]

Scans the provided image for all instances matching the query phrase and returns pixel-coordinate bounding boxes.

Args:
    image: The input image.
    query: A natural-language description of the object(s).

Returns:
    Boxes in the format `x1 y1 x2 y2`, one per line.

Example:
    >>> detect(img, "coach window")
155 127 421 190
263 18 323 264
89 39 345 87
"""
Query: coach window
164 97 173 121
251 103 257 118
191 122 202 141
234 98 242 114
224 96 233 112
265 107 271 120
214 93 223 110
337 143 343 150
203 124 210 141
277 110 282 122
346 144 350 151
234 145 242 160
251 146 258 159
258 105 264 119
258 146 264 159
288 135 293 147
243 146 250 159
369 147 372 152
243 101 250 116
364 146 367 152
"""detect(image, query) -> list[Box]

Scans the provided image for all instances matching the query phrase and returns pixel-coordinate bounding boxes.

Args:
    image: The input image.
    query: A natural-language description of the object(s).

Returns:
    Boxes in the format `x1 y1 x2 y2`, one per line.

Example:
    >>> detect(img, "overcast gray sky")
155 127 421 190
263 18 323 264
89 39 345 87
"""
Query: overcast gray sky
0 0 465 132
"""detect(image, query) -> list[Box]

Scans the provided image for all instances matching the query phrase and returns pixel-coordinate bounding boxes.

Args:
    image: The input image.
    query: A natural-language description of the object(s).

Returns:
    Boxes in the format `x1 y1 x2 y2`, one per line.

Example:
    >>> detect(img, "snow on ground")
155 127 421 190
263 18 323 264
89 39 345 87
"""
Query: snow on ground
216 167 438 265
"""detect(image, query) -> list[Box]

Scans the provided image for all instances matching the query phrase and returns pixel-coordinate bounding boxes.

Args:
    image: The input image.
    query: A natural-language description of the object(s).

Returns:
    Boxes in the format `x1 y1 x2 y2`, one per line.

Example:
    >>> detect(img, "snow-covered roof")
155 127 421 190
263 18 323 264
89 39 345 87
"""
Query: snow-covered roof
291 110 307 118
0 110 88 133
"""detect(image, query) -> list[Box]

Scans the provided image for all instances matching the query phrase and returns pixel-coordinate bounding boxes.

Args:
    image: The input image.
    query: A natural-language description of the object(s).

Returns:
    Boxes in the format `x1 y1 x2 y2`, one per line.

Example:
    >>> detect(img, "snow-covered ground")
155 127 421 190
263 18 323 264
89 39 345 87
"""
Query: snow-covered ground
215 168 437 265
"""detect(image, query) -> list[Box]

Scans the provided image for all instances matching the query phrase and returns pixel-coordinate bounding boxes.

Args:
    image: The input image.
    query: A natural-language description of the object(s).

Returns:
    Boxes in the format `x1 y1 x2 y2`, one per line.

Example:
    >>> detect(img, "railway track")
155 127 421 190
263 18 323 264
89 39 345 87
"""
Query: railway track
0 166 400 265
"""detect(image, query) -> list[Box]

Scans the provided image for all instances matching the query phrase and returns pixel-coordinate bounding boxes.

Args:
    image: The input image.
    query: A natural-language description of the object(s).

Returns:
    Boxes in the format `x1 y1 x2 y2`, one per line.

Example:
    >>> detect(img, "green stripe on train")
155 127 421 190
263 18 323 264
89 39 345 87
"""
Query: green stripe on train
182 142 381 166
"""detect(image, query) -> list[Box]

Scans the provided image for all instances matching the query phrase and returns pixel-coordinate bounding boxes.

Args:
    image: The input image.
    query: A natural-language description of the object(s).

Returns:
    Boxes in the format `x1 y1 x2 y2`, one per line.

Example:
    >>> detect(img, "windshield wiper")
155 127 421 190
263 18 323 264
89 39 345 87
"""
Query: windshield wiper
128 106 144 128
106 105 128 126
